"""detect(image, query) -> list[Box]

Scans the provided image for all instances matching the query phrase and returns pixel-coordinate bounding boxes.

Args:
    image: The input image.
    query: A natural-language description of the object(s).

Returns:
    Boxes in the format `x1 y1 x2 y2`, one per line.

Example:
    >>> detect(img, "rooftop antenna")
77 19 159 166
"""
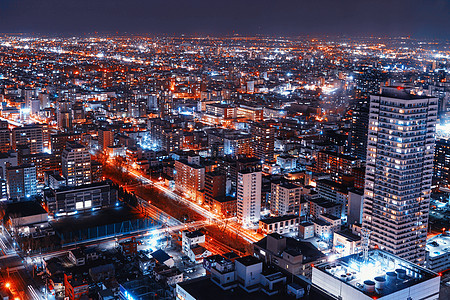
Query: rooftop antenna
361 228 370 263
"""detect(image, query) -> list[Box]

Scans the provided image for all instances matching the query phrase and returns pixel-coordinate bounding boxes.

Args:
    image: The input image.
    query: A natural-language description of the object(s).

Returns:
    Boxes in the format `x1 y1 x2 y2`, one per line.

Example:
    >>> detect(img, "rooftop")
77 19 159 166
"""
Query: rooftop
260 215 298 225
236 255 261 267
426 232 450 258
314 249 439 298
6 201 47 218
377 86 434 101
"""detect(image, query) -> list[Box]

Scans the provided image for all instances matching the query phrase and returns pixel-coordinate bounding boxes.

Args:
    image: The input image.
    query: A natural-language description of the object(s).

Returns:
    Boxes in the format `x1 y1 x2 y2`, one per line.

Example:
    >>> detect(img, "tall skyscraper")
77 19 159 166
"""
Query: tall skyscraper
350 98 369 161
362 87 437 264
62 142 91 187
237 169 261 227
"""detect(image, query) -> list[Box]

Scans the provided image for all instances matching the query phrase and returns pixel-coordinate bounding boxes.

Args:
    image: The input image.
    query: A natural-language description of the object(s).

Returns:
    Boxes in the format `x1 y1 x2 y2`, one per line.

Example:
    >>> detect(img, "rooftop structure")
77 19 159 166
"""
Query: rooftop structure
312 249 440 300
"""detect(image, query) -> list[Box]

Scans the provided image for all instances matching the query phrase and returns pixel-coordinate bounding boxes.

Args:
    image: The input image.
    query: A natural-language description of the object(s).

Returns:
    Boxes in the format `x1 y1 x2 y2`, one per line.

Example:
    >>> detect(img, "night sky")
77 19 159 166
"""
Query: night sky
0 0 449 38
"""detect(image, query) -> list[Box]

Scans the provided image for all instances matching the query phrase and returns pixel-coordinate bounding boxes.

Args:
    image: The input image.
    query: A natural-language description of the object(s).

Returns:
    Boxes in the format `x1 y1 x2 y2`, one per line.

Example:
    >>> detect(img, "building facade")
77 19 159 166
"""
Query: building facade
270 181 301 216
62 142 91 187
362 87 437 264
237 169 261 227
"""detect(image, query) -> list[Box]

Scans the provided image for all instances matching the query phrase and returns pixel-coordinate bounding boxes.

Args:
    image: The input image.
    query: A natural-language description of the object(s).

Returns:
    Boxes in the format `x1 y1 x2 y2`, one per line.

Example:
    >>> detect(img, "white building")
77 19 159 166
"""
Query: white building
312 249 440 300
332 229 361 257
62 142 91 187
270 181 301 216
258 215 299 235
237 169 261 227
363 87 437 265
182 230 205 255
425 232 450 273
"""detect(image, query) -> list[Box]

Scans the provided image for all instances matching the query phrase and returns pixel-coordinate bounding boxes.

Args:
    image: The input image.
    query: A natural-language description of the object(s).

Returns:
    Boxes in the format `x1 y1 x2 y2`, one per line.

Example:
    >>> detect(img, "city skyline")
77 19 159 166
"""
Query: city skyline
0 3 449 297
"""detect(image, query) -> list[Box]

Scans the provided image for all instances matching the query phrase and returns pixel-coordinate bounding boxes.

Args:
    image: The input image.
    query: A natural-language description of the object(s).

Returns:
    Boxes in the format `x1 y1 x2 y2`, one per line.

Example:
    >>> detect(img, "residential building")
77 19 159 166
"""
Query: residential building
174 157 205 201
316 150 360 182
258 215 299 235
62 142 91 187
6 164 37 200
433 138 450 187
270 180 301 216
11 124 43 154
237 169 261 227
362 87 437 264
204 170 226 207
98 128 114 151
251 122 275 163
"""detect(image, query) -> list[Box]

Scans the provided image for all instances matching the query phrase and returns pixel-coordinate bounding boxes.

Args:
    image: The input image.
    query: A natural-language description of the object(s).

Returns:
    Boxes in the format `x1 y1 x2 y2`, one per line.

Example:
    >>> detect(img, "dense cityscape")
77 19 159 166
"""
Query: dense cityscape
0 32 448 300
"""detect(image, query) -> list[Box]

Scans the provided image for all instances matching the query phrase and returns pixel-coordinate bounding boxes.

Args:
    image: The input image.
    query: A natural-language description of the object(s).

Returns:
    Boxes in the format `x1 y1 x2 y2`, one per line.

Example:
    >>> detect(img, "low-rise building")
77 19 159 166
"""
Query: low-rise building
44 180 118 215
64 273 89 300
258 215 299 235
119 237 138 257
426 232 450 273
299 221 315 239
253 233 326 278
332 229 361 257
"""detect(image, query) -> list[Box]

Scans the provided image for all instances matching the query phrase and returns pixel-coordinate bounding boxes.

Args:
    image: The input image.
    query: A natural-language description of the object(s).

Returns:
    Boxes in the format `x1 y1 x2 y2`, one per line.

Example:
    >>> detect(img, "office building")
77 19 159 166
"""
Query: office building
237 169 261 227
362 87 437 264
425 232 450 273
62 142 91 187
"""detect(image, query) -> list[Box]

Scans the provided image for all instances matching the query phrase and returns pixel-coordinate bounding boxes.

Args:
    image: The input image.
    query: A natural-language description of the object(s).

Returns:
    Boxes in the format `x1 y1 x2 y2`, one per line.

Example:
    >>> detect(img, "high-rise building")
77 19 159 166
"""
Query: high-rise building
362 87 437 264
174 157 205 201
98 128 114 152
6 164 37 200
56 100 72 130
204 170 226 207
237 169 261 227
12 124 43 154
251 122 275 163
270 180 301 216
62 142 91 187
433 138 450 187
350 98 369 160
0 120 10 152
